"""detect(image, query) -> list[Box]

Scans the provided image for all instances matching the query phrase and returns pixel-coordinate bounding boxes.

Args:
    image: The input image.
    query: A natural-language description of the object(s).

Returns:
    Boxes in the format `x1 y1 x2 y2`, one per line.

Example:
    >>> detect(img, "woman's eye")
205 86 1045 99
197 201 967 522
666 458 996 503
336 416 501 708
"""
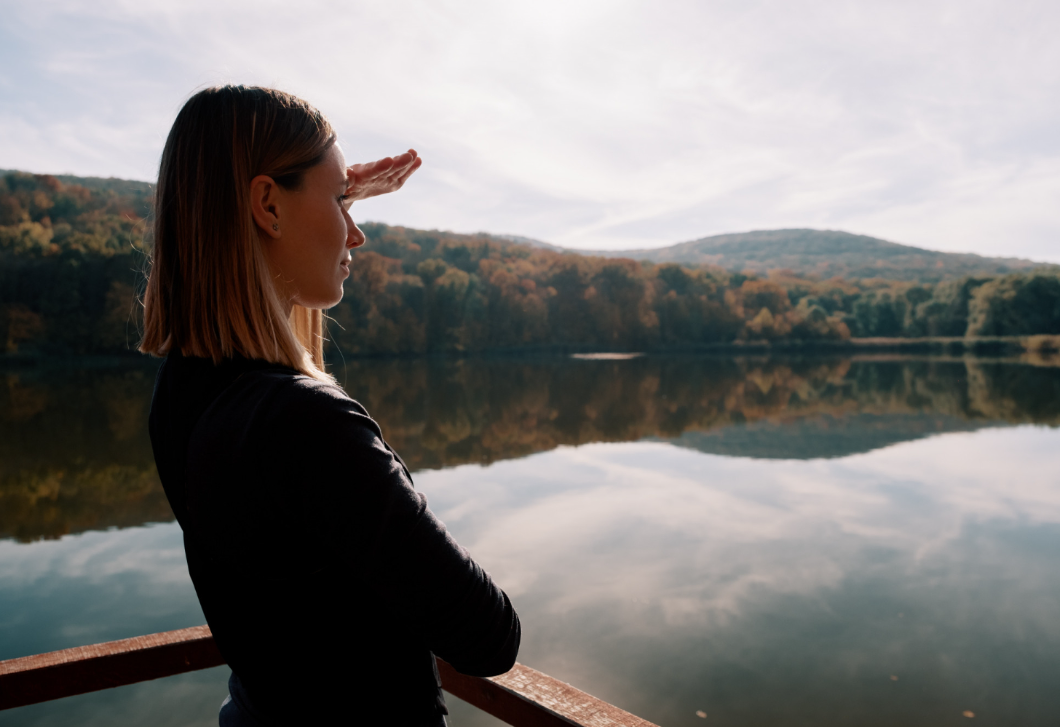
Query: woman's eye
339 194 353 209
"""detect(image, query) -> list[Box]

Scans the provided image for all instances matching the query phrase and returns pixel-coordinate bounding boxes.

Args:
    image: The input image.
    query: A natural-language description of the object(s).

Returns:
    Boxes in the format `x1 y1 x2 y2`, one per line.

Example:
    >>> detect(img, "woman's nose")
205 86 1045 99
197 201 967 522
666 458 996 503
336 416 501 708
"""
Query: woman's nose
347 220 366 248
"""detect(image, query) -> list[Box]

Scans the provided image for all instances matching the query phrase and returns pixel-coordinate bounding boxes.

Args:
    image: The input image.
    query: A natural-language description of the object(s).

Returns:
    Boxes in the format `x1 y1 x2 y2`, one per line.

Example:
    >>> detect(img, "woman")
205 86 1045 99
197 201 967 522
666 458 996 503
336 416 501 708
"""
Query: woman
141 85 520 727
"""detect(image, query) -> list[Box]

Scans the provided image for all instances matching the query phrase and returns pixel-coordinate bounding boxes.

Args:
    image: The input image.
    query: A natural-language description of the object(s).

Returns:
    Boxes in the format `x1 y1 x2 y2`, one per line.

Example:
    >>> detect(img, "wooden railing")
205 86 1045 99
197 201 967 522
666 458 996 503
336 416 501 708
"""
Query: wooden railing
0 625 657 727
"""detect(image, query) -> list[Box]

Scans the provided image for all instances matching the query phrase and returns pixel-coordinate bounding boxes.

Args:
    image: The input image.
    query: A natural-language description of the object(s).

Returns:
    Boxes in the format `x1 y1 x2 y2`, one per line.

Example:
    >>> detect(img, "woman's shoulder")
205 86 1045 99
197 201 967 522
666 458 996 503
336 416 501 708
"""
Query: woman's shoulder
219 366 414 487
161 354 368 432
229 367 377 436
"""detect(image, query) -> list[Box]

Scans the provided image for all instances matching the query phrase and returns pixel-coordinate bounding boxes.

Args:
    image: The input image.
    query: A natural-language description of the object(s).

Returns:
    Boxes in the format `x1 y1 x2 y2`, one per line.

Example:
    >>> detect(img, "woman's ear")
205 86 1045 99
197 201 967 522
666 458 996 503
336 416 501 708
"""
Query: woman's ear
249 175 282 238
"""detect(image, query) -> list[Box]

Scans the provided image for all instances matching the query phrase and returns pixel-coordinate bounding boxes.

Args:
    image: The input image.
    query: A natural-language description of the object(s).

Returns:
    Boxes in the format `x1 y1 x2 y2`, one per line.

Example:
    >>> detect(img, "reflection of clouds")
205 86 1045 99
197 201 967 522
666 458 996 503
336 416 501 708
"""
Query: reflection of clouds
416 427 1060 721
1 666 231 727
841 427 1060 520
0 524 203 658
418 427 1060 626
0 429 1055 724
0 523 189 585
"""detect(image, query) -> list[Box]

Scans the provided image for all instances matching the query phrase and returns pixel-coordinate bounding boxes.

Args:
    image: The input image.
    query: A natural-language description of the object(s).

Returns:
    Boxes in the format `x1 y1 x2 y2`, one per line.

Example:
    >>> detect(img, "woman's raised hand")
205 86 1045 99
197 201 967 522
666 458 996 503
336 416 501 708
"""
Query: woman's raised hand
343 150 423 208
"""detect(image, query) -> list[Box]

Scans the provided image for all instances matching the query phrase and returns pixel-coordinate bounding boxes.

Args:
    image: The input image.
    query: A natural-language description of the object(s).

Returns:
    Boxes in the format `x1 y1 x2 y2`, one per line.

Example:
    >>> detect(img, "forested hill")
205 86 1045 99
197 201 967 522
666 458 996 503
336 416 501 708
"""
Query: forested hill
0 169 153 209
587 229 1046 283
1 169 1047 281
3 169 1060 358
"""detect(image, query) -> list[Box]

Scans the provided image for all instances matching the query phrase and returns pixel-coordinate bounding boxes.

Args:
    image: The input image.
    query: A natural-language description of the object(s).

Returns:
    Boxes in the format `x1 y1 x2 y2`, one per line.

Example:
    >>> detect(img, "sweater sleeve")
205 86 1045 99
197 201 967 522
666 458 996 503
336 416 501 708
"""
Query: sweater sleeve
262 375 521 677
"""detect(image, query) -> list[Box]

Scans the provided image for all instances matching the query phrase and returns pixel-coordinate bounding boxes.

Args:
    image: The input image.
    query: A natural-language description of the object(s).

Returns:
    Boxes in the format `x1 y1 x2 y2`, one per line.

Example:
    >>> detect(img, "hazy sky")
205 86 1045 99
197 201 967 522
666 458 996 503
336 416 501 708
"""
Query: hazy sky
1 1 1058 260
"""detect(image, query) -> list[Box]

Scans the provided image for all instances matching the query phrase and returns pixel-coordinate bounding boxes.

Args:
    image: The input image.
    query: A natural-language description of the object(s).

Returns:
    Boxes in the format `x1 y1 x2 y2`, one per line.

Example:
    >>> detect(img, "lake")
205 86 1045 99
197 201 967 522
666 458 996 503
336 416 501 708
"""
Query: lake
2 354 1059 726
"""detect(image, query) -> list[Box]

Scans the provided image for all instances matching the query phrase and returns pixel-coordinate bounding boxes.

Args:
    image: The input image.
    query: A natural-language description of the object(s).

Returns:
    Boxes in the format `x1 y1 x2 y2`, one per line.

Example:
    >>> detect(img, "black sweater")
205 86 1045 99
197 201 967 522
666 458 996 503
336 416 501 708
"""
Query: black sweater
148 353 520 725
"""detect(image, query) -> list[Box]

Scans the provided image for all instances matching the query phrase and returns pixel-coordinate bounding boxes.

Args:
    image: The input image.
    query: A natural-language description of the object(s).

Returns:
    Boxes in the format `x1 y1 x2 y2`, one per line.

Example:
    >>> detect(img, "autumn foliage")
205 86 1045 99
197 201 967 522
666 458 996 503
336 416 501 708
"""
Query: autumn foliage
2 170 1060 357
326 223 851 356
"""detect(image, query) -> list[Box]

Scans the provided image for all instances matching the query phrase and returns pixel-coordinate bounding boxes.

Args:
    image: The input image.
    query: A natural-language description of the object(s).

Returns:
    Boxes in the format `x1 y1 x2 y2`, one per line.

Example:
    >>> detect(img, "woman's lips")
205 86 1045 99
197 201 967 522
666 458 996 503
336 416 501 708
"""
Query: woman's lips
340 259 350 277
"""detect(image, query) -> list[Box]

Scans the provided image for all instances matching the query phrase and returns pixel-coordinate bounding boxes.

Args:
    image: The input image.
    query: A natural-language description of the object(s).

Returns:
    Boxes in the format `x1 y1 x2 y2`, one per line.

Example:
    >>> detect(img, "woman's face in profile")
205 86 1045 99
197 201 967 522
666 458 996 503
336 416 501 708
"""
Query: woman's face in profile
262 144 365 310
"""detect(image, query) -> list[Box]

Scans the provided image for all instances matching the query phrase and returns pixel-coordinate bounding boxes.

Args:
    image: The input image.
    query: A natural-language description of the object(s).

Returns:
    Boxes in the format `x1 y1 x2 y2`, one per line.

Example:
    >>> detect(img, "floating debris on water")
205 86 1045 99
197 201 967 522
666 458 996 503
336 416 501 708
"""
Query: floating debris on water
570 352 644 360
890 675 898 681
963 711 975 718
695 710 707 718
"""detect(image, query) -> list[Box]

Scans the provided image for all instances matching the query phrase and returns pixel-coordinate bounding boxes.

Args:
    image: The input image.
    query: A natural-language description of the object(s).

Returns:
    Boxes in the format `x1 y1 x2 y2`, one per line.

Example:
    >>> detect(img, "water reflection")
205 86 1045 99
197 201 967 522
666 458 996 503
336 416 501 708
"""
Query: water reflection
2 356 1059 542
0 365 170 542
4 429 1058 726
2 357 1059 726
415 430 1060 726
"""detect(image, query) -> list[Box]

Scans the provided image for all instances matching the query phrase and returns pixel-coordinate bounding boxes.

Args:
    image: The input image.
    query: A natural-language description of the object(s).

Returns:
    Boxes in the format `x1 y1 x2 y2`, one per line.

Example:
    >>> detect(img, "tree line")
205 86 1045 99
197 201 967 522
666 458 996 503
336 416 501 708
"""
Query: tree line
2 171 1059 357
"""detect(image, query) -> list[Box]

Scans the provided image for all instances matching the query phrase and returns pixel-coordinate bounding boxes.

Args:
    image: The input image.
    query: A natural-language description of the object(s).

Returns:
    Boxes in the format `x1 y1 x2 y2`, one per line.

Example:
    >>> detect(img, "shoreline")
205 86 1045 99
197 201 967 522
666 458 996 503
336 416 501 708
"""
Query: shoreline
2 335 1060 369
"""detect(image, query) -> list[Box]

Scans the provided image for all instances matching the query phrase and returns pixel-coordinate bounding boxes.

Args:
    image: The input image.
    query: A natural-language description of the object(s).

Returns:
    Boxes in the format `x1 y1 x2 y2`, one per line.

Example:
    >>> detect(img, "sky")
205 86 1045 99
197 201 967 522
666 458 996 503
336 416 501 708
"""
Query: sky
1 0 1058 261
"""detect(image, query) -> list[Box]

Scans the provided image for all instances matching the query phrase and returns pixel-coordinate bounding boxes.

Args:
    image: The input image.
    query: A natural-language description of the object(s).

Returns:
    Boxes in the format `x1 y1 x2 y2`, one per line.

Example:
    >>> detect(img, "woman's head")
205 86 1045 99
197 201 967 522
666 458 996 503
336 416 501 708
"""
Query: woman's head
249 143 365 312
140 84 347 379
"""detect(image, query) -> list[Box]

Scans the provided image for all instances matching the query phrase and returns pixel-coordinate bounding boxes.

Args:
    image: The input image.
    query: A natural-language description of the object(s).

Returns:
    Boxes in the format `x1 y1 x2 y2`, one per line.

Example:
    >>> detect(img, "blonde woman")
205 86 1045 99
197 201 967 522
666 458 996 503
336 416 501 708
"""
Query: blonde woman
142 85 520 727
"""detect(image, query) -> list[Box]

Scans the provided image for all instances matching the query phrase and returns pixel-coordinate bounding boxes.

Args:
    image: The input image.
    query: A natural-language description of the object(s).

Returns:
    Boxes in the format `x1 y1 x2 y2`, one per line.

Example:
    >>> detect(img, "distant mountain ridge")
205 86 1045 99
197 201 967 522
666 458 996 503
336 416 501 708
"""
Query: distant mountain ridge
579 229 1047 282
489 233 566 253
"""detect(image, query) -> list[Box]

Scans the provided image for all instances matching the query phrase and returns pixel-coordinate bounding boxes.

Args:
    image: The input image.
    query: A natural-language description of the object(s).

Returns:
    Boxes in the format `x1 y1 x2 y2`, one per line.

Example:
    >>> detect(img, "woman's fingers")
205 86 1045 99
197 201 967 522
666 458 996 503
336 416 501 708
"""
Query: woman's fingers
382 154 422 182
380 162 419 187
354 150 417 177
350 158 393 179
391 157 423 186
373 152 417 182
345 150 423 200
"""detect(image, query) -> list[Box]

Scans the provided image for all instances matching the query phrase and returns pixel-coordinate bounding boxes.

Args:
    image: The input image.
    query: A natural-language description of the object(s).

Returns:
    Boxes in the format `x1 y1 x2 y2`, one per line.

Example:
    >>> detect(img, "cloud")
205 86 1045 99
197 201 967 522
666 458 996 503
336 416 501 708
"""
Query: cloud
1 0 1058 259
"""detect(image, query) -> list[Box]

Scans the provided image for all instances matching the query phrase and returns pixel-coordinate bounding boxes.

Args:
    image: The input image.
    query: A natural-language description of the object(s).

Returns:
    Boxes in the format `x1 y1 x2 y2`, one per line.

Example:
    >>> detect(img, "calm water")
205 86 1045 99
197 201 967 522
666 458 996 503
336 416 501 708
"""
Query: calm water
1 355 1059 726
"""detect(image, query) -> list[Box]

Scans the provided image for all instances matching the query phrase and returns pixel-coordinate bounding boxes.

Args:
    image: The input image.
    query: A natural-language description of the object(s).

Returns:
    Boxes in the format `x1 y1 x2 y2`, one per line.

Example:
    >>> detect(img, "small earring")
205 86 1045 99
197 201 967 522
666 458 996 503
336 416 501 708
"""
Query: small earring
272 223 279 232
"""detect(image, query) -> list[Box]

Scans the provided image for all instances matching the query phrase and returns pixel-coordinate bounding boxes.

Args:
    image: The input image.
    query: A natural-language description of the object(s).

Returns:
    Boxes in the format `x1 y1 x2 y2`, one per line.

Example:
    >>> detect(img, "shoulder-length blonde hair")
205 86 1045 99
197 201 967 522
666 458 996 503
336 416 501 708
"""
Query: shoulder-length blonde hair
140 85 335 381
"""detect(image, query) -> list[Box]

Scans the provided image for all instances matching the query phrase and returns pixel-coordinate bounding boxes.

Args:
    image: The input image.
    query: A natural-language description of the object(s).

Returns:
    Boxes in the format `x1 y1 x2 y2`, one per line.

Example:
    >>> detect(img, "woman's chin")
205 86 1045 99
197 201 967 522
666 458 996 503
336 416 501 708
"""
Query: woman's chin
325 289 345 309
292 291 343 311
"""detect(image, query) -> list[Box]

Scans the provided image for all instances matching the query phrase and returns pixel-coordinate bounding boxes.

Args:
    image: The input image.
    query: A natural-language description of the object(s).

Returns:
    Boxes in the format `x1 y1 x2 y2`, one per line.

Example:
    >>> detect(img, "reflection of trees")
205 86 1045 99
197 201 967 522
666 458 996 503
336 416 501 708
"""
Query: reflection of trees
0 366 171 542
965 361 1060 423
344 356 1060 471
3 357 1059 542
